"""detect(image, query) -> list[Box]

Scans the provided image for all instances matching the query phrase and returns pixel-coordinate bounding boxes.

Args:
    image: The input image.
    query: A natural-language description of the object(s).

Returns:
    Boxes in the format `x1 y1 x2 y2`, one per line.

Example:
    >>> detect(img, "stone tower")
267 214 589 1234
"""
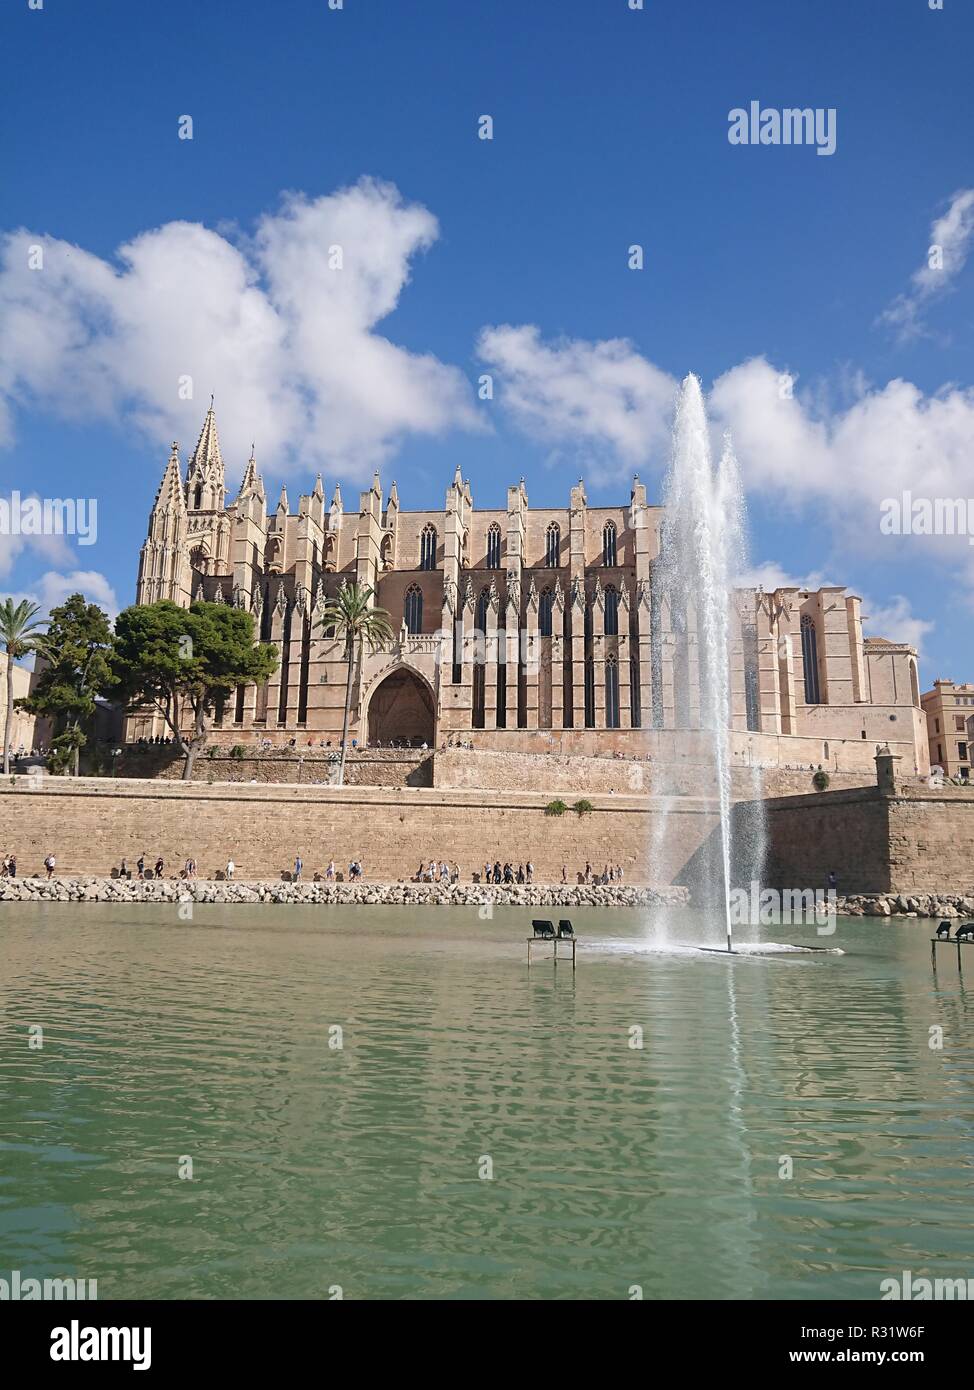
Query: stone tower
136 440 191 606
185 400 231 591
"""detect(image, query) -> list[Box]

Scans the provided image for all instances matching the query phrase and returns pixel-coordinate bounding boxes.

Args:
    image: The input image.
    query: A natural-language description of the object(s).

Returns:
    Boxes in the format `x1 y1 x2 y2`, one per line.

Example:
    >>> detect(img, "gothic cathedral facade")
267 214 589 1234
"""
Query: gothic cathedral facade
132 405 928 772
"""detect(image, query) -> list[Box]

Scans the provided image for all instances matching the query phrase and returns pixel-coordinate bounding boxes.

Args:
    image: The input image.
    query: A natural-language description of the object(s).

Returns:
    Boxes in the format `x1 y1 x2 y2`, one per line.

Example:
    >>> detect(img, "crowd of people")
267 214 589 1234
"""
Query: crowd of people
417 860 461 883
2 845 627 886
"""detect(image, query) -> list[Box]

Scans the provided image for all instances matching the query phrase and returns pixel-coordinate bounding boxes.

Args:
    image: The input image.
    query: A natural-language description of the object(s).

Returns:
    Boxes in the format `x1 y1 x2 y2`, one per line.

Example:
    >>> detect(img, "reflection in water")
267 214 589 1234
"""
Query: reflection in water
1 905 972 1300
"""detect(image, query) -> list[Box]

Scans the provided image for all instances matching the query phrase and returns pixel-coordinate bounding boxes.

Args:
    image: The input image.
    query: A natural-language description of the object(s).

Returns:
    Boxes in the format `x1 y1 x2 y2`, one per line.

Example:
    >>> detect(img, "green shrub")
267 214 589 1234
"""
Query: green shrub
544 799 567 817
573 798 594 815
812 770 830 791
230 745 246 760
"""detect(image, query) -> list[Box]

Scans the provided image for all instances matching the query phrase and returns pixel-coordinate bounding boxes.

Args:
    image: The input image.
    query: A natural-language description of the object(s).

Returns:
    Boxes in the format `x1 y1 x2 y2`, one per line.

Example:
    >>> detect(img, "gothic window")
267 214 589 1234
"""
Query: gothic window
190 545 209 575
545 523 560 568
801 614 821 704
404 584 423 634
743 623 759 732
476 588 490 633
539 587 554 637
603 521 617 568
604 585 619 636
605 656 620 728
486 523 502 570
419 524 437 570
193 485 203 510
584 656 595 728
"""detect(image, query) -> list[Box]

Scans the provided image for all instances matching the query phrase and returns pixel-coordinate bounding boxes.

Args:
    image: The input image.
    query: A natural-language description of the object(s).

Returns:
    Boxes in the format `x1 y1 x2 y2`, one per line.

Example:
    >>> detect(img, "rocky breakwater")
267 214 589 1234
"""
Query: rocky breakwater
0 876 690 909
837 892 974 919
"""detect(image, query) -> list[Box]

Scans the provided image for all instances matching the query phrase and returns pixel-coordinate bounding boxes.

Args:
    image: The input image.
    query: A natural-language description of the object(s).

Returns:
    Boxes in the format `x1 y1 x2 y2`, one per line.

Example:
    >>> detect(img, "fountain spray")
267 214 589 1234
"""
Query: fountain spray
658 376 747 952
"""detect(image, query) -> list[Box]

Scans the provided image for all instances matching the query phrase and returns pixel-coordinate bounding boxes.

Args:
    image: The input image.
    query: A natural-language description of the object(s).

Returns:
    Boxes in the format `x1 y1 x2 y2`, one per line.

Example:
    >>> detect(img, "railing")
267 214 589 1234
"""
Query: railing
370 636 441 655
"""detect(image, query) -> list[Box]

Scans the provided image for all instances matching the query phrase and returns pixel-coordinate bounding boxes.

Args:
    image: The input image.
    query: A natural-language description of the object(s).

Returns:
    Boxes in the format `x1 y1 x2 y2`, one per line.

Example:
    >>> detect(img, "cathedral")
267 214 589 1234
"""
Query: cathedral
132 404 928 774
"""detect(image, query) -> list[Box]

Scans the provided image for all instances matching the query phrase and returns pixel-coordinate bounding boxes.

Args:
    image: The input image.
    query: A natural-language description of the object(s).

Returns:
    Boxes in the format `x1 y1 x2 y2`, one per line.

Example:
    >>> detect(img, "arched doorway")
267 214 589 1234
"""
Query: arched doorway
367 667 435 747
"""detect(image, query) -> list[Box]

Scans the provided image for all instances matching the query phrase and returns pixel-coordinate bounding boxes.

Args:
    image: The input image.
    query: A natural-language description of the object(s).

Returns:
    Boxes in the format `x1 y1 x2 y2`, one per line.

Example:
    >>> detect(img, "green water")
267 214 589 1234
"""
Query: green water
1 906 972 1300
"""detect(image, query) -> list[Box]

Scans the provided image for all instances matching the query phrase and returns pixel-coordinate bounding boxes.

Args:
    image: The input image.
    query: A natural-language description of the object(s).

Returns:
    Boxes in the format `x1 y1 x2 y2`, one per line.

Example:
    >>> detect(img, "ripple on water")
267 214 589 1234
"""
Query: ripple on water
0 904 972 1299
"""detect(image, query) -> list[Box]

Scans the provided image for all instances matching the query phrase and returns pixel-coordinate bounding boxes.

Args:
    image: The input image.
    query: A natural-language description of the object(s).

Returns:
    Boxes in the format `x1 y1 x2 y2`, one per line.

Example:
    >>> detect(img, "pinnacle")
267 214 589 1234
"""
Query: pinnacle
188 400 224 478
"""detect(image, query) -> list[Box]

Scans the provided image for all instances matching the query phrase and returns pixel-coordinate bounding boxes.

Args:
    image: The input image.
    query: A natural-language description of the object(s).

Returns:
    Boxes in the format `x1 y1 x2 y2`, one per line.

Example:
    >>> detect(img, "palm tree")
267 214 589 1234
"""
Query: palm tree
315 583 394 786
0 598 47 774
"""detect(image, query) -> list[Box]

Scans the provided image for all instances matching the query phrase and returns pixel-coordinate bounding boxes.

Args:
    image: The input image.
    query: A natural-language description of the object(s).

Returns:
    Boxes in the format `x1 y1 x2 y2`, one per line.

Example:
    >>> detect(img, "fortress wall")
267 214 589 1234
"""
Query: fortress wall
753 785 974 896
0 778 721 888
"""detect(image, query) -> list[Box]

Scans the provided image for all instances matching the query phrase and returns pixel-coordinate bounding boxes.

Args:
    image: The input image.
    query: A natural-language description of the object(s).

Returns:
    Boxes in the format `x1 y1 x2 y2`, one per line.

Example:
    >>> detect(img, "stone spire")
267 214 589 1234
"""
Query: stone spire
237 444 258 499
152 442 186 514
186 399 226 511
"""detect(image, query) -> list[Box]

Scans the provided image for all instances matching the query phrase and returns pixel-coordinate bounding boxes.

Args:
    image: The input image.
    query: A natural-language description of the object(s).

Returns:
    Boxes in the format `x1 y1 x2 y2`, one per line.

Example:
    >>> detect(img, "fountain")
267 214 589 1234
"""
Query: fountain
653 374 763 952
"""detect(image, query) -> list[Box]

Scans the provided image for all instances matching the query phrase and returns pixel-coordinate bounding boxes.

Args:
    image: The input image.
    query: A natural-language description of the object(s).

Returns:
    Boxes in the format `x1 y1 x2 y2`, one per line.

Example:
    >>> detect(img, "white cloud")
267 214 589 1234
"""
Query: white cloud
477 324 676 480
880 188 974 341
709 357 974 562
735 563 836 592
0 178 480 482
1 569 118 621
861 595 934 655
479 329 974 563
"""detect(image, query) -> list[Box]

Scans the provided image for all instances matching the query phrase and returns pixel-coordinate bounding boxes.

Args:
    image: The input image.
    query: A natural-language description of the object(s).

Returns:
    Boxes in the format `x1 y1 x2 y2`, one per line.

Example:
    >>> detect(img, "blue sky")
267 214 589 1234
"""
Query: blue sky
1 0 972 680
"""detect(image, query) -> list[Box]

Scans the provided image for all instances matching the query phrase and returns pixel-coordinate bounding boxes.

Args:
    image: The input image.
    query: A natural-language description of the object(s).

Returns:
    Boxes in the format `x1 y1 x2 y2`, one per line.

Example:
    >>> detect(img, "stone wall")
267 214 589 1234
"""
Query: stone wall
115 748 434 788
434 746 880 800
887 790 974 892
0 776 721 888
752 784 974 895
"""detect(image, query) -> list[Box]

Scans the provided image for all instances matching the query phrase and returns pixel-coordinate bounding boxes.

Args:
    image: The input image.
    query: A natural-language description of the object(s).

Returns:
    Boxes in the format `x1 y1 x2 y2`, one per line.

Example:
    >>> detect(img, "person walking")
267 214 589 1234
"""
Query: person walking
326 860 336 881
137 853 146 879
294 855 303 881
44 852 56 880
155 857 164 879
526 861 534 884
226 858 235 880
561 863 567 884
